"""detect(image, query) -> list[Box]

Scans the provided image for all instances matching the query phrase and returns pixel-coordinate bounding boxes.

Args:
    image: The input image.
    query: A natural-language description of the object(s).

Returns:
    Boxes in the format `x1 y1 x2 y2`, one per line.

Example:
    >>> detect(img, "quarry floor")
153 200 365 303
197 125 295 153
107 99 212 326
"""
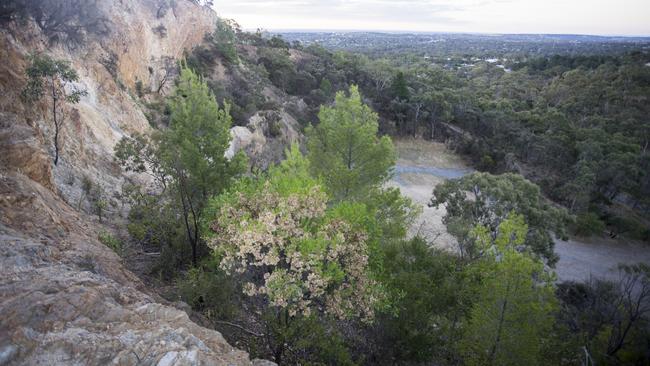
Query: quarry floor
388 138 650 283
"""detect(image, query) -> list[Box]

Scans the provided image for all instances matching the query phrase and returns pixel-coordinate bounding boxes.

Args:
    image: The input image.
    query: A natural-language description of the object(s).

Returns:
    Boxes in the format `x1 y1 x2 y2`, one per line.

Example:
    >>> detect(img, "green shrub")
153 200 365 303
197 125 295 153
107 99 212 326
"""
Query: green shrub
176 257 239 320
574 212 606 236
98 230 122 255
135 80 145 97
375 237 463 363
268 118 281 137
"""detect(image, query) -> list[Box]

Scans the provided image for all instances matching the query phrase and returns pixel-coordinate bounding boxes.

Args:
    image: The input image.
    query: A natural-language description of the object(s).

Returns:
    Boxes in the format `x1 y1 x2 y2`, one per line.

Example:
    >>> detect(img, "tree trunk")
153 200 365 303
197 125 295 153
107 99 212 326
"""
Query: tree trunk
51 76 60 165
430 117 436 140
488 280 512 365
413 104 421 138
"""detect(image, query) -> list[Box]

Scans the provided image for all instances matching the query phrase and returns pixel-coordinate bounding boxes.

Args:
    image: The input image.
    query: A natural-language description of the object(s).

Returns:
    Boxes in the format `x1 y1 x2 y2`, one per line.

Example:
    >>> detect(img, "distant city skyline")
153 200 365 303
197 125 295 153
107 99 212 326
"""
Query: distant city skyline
213 0 650 36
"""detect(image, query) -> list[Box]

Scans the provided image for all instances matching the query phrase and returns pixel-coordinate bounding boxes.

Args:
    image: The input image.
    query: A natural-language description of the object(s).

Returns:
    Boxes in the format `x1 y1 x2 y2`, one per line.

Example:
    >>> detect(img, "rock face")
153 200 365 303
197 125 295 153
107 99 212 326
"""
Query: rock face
227 110 302 170
0 1 274 364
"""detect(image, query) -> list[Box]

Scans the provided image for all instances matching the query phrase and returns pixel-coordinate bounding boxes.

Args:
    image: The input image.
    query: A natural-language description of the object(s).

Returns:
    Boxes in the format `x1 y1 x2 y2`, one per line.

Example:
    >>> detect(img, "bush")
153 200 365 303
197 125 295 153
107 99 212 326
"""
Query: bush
608 215 650 241
176 257 239 320
374 237 463 363
574 211 606 236
135 80 145 98
98 230 122 255
152 24 167 38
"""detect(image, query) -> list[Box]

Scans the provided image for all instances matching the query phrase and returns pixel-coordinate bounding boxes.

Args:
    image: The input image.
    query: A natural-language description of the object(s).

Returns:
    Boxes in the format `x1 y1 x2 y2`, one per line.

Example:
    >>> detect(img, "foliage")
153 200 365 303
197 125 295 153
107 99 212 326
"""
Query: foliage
107 27 650 365
135 79 145 97
158 64 246 264
176 257 240 320
556 264 650 365
98 230 122 255
263 313 356 365
205 145 381 322
115 64 246 267
258 47 295 92
375 237 464 363
574 212 606 236
431 172 570 264
209 18 239 64
460 214 557 366
21 53 87 165
307 85 396 202
305 85 417 248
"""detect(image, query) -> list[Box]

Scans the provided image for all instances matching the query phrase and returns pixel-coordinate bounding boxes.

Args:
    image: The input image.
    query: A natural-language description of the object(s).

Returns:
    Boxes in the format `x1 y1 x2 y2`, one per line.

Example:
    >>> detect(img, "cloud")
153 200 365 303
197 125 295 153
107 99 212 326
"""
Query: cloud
213 0 650 35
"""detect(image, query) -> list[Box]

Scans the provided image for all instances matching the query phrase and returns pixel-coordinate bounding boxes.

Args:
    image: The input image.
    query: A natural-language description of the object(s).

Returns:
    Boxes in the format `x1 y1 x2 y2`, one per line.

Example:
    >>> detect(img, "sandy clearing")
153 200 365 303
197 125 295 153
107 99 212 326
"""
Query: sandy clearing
390 138 650 282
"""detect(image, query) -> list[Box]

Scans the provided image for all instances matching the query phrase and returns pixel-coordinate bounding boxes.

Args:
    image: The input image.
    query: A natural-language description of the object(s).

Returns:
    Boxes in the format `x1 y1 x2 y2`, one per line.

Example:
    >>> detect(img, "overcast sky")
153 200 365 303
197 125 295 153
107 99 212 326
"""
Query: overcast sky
213 0 650 36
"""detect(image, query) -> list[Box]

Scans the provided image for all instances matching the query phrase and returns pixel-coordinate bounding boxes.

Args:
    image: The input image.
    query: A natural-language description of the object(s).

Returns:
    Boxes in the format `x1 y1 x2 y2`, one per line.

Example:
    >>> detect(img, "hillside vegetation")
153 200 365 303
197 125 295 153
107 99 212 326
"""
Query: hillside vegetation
0 1 649 365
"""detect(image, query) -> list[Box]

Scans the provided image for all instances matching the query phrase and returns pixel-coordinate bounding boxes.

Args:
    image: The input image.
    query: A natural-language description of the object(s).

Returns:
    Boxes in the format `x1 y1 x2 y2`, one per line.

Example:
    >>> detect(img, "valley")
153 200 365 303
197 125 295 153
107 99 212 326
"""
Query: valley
390 138 650 282
1 1 649 364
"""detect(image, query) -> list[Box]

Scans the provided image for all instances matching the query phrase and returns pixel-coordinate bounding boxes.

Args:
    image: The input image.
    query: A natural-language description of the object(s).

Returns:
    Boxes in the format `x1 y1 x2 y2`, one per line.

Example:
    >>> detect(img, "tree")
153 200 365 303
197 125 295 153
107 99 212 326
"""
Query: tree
306 86 417 246
22 54 87 165
160 64 246 265
556 264 650 364
430 172 569 264
204 145 381 363
460 214 557 366
208 18 239 64
421 89 452 140
115 64 246 266
365 59 394 94
307 85 396 202
376 237 464 363
258 47 295 92
391 71 410 100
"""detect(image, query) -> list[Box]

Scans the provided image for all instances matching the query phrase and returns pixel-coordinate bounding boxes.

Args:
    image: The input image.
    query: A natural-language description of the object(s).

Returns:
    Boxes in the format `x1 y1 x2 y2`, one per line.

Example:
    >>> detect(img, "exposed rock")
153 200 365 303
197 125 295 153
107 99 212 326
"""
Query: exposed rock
0 172 272 365
226 126 258 160
0 112 54 190
0 0 275 364
227 110 302 169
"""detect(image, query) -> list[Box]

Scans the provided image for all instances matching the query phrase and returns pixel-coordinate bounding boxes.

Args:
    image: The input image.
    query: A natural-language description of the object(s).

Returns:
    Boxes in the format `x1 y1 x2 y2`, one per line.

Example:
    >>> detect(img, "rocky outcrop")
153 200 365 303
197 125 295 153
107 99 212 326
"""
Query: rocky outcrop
0 173 269 365
0 1 275 364
227 110 302 169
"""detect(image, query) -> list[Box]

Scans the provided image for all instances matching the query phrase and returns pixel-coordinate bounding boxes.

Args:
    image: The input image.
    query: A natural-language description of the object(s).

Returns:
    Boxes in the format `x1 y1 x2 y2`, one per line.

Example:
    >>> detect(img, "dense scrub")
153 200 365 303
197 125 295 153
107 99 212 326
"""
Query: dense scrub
107 16 650 366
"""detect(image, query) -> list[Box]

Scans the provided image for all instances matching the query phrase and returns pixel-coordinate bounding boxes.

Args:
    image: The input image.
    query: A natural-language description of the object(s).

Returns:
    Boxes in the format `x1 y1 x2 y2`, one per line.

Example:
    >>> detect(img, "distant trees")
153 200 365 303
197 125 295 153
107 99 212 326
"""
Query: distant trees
21 54 87 165
365 59 394 94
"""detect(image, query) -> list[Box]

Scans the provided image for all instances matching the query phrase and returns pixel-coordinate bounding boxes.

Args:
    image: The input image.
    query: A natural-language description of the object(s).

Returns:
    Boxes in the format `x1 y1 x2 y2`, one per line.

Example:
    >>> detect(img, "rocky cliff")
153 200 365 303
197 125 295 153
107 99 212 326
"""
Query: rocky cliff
0 1 273 364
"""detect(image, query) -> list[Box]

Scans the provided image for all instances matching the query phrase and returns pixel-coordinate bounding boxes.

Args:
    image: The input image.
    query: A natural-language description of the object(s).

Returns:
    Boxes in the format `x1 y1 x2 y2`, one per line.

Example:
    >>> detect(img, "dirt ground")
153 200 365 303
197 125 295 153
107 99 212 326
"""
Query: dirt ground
388 138 471 252
389 138 650 282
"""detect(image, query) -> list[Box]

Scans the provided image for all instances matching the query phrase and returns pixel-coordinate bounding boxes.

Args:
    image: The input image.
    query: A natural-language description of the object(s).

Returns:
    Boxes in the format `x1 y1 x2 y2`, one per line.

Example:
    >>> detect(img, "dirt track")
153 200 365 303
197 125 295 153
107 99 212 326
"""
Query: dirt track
390 138 650 282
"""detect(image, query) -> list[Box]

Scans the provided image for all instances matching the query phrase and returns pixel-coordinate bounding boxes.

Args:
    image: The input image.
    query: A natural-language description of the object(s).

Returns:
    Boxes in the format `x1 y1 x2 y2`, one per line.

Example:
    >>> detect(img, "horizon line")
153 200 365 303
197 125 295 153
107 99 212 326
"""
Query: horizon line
239 27 650 39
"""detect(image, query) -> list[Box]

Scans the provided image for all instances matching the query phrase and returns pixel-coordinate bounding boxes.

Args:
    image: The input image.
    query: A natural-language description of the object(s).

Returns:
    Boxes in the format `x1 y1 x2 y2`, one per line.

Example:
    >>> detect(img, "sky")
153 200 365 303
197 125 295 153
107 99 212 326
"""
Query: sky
213 0 650 36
